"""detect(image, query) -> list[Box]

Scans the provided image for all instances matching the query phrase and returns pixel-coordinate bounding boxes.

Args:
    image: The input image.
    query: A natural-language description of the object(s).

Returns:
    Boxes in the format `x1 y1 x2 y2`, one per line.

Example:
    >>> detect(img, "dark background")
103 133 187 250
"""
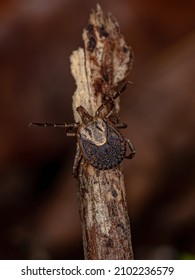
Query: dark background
0 0 195 259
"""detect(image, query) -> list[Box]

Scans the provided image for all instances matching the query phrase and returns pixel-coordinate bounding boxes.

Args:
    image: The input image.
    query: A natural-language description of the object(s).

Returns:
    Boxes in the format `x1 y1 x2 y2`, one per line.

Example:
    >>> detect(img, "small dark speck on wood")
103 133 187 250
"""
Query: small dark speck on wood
70 4 134 260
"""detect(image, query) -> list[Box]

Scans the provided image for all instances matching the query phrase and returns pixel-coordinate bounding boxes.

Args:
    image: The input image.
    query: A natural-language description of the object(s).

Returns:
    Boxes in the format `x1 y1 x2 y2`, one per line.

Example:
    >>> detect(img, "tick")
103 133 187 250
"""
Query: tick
30 82 136 177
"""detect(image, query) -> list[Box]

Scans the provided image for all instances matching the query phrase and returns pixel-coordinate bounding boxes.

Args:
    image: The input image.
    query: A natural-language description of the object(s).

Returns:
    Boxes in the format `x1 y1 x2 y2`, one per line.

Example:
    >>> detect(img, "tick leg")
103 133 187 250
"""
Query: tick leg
29 122 78 136
29 122 79 128
108 114 128 129
96 97 114 117
115 122 128 129
66 126 77 137
105 107 115 119
113 81 132 100
107 82 133 117
73 143 82 177
66 132 76 137
125 138 136 159
97 81 133 118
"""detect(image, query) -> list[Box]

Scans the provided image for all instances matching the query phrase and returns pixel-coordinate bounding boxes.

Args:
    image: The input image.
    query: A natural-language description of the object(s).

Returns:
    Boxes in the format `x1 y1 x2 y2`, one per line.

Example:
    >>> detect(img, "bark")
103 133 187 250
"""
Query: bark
70 4 134 260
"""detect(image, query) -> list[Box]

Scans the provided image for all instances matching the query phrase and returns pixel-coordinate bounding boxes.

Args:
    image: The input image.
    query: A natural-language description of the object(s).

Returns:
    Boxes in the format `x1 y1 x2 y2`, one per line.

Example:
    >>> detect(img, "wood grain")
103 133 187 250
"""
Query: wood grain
70 4 134 260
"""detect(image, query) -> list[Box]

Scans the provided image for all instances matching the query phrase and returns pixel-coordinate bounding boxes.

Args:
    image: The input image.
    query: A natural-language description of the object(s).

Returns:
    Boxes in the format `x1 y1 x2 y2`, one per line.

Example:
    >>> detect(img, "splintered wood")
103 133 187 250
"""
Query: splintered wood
70 4 134 260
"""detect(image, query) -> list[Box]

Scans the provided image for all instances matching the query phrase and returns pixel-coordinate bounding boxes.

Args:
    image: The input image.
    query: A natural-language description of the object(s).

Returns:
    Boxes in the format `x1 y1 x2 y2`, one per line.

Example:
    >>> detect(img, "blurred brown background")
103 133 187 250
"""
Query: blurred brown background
0 0 195 260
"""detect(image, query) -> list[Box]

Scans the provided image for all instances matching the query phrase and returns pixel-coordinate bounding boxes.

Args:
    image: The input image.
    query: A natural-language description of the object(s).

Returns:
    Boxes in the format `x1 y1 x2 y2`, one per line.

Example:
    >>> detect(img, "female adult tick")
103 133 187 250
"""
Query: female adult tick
30 82 136 177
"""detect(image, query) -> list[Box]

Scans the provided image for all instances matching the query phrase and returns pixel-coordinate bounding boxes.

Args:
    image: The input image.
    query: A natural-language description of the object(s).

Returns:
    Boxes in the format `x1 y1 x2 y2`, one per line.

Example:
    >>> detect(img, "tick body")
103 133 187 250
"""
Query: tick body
30 82 136 177
78 118 126 169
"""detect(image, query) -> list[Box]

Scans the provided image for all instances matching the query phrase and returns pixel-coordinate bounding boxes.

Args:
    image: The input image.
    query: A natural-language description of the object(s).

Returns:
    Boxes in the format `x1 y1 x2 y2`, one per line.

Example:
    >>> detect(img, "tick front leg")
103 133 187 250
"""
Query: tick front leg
29 122 79 128
125 138 136 159
73 143 82 177
113 81 133 100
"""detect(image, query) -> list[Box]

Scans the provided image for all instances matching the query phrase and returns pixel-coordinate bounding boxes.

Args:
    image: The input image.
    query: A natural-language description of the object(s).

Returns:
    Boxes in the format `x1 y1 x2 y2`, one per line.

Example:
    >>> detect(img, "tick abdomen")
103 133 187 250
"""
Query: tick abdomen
79 124 126 169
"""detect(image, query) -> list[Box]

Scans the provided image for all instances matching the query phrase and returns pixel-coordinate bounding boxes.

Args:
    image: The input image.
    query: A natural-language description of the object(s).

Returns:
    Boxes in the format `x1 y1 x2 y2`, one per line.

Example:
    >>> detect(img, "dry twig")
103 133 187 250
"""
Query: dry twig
70 5 134 260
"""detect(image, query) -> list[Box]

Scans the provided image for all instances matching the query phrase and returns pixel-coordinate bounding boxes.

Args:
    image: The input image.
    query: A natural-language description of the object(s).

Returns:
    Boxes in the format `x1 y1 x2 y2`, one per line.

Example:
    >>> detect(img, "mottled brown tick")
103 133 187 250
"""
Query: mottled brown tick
29 82 136 177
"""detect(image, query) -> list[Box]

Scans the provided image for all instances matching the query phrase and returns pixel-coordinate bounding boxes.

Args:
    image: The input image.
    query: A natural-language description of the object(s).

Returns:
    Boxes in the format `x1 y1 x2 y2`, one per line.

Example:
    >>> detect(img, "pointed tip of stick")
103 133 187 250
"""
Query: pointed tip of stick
96 3 102 11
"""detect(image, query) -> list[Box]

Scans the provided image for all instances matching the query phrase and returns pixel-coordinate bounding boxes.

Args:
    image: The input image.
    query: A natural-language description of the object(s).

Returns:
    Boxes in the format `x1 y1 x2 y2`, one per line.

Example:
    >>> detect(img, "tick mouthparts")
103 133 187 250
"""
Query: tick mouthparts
76 106 93 124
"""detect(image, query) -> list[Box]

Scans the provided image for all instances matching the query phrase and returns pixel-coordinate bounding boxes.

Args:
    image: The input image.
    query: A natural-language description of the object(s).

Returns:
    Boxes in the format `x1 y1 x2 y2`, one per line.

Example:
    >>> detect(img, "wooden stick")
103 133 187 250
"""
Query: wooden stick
70 4 134 260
